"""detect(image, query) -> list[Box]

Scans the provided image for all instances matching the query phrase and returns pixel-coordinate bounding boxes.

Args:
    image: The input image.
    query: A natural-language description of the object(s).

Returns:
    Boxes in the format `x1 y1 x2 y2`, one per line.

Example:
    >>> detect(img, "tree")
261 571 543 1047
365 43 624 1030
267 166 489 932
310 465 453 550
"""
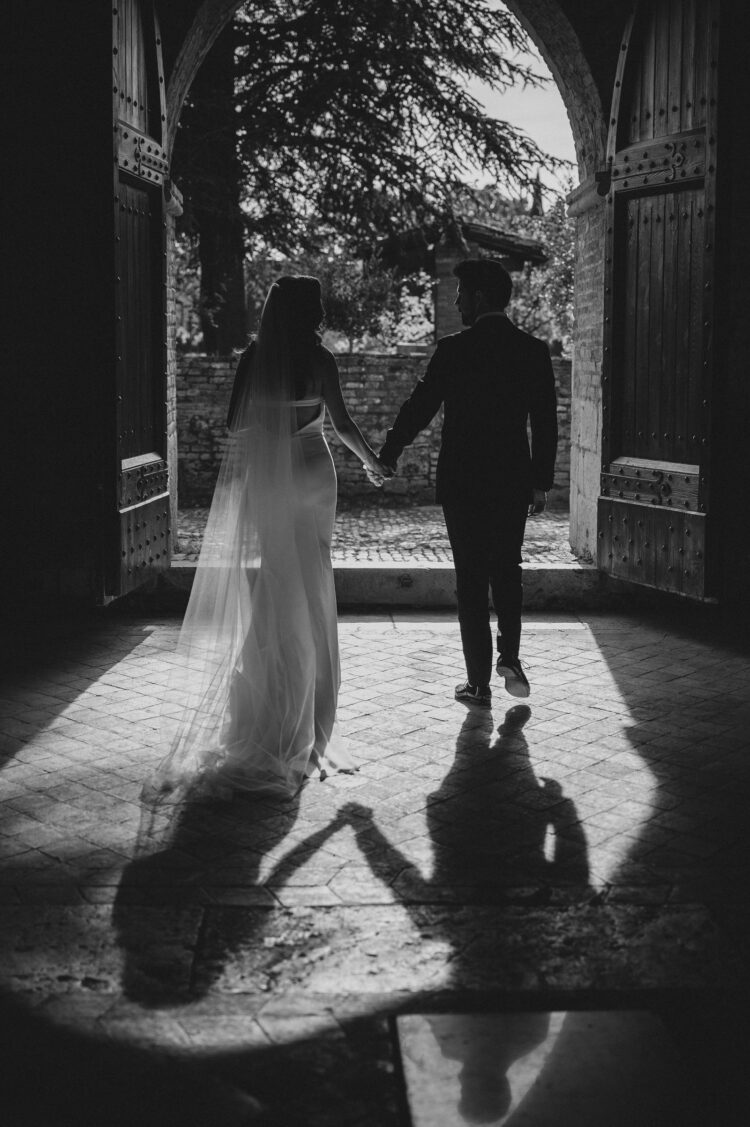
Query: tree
451 182 575 351
506 194 575 353
176 25 248 353
173 0 564 350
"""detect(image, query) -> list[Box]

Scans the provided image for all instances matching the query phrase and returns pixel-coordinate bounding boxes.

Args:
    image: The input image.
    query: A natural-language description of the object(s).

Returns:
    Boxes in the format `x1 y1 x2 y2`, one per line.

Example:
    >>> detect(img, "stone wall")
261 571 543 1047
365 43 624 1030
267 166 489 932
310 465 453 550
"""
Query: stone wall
176 352 572 509
567 179 606 562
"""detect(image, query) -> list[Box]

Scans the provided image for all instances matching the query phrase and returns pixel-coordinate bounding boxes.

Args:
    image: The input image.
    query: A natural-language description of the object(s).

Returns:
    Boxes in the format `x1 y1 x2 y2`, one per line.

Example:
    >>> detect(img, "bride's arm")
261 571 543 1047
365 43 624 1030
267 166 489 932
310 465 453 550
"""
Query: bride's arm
262 812 347 889
320 350 389 477
340 803 431 899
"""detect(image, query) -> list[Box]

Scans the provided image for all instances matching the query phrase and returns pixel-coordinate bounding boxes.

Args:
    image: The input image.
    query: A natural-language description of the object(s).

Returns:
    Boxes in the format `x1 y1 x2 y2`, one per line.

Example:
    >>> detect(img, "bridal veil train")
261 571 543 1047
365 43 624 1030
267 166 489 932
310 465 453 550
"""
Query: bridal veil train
145 277 356 802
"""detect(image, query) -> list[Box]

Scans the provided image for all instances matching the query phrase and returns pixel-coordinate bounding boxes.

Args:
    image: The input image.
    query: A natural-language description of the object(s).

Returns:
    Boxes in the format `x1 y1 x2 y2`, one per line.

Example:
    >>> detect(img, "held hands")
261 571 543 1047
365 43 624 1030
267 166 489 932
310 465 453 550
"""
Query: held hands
363 455 396 488
528 489 547 516
339 801 374 821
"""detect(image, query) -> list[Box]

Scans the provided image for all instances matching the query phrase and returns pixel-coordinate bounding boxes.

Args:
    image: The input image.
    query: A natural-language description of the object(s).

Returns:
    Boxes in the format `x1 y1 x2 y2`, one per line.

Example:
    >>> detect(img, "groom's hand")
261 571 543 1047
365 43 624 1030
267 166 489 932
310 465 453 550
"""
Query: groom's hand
378 451 398 476
528 489 547 516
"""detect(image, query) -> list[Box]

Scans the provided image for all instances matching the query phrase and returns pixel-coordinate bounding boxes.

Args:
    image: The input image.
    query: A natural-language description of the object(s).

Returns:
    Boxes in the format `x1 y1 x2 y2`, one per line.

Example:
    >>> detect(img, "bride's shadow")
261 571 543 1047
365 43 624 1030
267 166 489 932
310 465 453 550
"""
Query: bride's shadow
113 785 348 1005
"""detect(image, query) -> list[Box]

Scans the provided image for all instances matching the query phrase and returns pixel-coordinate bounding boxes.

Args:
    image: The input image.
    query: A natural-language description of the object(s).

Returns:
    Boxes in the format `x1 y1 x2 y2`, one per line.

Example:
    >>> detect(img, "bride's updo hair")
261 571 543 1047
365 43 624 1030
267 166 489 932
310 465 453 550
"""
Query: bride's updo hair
275 275 323 333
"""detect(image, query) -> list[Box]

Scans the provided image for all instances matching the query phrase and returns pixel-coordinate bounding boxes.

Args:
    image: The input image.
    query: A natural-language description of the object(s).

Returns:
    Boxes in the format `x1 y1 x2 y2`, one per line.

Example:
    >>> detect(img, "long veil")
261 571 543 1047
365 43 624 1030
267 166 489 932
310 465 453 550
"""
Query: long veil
145 282 352 802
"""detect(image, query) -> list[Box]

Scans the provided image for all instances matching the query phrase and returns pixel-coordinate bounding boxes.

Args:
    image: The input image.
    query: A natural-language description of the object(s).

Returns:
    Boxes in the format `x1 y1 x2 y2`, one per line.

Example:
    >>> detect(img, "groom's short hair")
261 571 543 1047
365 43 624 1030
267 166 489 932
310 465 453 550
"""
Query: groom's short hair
453 258 512 309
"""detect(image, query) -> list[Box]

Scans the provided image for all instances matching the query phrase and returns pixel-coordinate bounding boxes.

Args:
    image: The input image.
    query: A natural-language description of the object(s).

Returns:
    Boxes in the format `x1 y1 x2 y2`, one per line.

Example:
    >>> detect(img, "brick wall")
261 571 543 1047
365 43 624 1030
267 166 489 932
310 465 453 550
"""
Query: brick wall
176 351 572 509
551 356 571 509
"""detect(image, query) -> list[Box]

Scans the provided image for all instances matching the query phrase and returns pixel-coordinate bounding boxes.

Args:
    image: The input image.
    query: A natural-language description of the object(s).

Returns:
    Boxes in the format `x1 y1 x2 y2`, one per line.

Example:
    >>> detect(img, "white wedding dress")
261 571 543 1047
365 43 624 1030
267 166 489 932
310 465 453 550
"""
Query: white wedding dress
145 288 355 803
213 395 351 792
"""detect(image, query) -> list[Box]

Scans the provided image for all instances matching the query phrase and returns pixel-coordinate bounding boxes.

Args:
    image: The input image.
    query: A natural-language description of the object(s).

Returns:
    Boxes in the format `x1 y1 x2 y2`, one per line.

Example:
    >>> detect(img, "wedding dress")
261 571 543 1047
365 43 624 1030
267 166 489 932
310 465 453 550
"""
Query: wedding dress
145 285 355 802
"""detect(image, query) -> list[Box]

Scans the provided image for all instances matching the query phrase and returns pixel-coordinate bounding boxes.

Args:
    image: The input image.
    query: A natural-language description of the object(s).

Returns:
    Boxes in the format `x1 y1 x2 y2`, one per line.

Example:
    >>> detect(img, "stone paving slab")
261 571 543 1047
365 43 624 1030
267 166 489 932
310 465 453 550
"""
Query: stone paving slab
2 612 750 918
1 607 750 1122
0 899 739 1008
192 903 738 999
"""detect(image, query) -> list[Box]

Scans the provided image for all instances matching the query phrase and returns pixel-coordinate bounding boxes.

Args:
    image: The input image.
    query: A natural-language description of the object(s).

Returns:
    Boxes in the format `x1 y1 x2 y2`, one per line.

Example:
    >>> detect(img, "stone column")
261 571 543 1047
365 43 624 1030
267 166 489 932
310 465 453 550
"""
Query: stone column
567 177 606 561
165 180 184 550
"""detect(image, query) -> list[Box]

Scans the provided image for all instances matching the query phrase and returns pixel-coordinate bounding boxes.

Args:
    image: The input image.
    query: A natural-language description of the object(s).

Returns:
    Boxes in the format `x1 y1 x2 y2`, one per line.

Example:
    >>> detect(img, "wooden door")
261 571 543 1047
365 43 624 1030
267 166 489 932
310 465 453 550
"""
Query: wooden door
598 0 719 599
110 0 170 596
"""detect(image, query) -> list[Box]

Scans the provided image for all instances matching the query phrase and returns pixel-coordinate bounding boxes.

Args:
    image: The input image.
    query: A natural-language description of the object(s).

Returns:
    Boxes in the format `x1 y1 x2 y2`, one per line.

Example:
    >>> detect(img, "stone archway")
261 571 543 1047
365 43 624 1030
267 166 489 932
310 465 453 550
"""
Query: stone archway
165 1 239 160
164 0 612 561
503 0 624 562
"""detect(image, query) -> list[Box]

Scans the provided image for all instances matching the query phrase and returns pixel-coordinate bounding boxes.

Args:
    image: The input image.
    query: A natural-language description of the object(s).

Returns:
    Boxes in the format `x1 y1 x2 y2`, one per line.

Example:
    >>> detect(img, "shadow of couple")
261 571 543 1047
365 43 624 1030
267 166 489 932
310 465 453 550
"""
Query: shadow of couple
113 704 590 1122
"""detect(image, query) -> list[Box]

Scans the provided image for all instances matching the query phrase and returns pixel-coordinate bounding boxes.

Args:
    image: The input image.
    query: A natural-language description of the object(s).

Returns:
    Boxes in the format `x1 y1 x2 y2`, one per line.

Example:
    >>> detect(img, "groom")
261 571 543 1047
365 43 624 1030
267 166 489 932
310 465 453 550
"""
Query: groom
378 258 557 705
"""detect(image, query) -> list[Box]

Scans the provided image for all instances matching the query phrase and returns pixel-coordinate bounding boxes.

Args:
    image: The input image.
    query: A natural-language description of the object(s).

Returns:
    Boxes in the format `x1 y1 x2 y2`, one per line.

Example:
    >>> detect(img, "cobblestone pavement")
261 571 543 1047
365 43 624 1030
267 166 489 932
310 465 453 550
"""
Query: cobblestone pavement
175 504 579 566
1 607 749 1123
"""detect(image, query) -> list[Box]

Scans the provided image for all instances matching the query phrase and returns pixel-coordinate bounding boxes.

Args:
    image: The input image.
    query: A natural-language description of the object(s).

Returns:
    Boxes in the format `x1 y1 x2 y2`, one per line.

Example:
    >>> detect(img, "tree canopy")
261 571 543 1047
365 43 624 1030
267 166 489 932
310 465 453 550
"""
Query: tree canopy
173 0 567 349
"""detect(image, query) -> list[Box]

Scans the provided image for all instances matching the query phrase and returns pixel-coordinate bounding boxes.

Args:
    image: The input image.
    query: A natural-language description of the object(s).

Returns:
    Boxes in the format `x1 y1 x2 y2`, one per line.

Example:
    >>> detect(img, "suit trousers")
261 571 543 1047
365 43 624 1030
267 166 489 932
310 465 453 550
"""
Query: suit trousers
442 495 528 687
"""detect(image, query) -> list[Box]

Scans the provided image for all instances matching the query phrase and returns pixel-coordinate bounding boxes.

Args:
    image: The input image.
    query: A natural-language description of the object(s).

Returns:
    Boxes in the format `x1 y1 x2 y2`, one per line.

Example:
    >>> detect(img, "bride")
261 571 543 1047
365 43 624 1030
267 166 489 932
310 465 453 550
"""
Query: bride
147 276 389 800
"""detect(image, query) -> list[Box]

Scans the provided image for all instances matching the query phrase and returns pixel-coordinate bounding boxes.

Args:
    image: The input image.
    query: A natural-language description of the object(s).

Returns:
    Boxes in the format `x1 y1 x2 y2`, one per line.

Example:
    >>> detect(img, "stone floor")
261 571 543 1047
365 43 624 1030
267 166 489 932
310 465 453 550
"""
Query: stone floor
1 605 750 1124
175 504 579 566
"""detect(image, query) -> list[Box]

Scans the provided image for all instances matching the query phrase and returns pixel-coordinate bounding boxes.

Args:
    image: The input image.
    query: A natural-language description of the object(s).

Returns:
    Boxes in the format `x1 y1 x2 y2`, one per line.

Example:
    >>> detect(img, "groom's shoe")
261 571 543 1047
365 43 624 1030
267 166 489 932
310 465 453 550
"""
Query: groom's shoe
496 655 530 698
455 681 492 707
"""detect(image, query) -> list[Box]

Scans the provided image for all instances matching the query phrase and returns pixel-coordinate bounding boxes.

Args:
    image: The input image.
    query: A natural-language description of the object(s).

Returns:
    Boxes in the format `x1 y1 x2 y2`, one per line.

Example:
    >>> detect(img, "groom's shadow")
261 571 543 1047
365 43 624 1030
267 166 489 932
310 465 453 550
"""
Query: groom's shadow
113 786 348 1005
344 705 590 905
339 705 591 1124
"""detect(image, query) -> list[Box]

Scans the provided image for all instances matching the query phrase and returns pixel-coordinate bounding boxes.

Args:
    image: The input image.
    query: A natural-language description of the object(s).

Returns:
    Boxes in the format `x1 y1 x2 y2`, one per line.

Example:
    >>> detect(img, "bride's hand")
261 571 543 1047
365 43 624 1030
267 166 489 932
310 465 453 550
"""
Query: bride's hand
363 455 393 488
364 464 385 487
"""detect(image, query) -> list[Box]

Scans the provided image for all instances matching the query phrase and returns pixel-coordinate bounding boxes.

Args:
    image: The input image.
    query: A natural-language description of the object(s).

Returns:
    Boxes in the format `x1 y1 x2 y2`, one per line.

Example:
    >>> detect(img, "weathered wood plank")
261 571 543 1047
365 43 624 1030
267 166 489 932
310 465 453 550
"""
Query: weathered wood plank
682 0 697 132
648 191 665 453
652 0 670 140
619 197 639 455
667 0 684 137
639 4 656 141
635 196 652 455
687 191 705 461
598 499 707 598
660 193 679 461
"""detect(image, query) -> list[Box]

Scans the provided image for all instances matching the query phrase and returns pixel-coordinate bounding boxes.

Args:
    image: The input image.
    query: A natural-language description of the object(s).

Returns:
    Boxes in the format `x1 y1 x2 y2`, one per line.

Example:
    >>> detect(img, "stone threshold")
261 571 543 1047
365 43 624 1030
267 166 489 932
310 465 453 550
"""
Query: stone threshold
169 559 604 609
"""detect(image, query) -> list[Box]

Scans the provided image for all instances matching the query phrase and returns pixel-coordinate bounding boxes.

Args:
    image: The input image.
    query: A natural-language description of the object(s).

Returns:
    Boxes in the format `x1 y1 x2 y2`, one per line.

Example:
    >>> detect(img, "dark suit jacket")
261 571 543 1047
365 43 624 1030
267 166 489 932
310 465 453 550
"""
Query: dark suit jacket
380 315 558 505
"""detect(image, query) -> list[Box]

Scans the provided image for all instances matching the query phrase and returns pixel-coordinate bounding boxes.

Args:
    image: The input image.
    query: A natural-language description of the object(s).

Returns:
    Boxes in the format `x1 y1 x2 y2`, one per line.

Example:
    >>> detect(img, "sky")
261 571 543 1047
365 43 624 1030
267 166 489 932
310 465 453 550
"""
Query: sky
466 43 577 193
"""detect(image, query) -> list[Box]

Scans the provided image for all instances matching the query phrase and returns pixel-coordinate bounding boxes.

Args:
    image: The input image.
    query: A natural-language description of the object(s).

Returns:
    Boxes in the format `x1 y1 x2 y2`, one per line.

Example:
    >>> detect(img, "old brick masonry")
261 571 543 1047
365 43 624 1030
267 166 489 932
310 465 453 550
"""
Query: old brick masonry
177 351 572 509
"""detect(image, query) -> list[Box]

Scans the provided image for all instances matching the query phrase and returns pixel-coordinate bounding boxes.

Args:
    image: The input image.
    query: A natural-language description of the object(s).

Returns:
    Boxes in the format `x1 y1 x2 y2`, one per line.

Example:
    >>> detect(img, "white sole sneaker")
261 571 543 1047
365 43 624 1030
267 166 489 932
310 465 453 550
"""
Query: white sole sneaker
496 658 530 698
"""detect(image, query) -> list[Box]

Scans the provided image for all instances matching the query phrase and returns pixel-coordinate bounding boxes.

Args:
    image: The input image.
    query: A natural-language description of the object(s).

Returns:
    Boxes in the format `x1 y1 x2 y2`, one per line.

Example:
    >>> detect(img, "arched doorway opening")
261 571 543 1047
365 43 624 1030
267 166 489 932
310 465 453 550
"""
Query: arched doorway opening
163 0 610 574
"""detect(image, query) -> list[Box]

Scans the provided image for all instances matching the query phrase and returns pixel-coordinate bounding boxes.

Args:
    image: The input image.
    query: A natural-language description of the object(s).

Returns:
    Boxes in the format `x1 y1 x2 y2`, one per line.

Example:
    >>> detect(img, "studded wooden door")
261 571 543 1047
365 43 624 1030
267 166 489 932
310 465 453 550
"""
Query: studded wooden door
598 0 719 599
110 0 170 596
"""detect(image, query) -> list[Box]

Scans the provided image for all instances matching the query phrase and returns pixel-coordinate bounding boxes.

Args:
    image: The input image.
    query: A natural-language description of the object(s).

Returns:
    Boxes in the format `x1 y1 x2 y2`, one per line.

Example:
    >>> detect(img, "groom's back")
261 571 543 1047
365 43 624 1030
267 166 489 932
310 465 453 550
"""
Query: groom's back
435 316 548 501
